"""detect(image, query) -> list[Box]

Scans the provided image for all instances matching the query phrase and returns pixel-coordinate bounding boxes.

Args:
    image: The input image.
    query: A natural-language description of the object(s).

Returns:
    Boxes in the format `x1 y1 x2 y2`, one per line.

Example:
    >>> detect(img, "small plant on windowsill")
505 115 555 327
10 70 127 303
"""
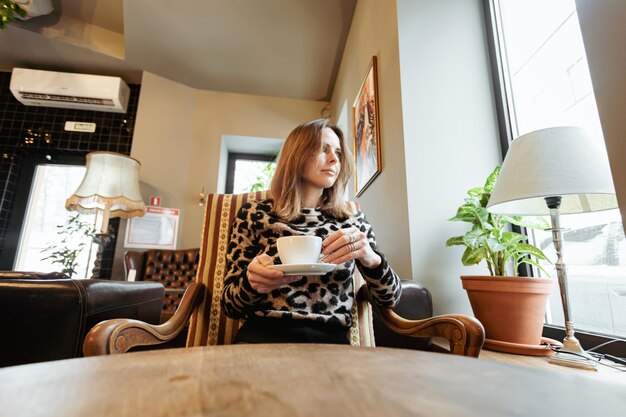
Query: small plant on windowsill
40 213 96 279
445 166 556 353
0 0 26 29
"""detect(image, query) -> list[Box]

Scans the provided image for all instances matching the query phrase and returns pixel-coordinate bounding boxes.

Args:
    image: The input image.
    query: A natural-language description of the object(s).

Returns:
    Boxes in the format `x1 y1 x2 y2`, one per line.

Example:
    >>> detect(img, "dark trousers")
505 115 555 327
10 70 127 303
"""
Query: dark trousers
234 315 350 345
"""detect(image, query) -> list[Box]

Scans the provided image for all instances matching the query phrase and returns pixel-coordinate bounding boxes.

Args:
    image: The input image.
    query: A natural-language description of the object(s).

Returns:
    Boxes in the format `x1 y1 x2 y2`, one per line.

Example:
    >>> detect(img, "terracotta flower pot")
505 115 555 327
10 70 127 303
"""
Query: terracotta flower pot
461 275 552 346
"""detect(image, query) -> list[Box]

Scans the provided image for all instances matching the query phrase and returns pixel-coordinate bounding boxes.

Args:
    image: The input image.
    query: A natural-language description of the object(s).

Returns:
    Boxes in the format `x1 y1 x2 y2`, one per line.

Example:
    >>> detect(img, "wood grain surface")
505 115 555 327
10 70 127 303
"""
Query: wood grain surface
1 344 625 417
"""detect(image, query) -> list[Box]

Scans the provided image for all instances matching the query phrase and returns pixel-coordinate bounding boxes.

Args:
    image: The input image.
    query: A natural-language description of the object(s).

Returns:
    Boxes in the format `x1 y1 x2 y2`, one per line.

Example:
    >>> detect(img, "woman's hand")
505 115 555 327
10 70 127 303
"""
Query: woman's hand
320 227 381 269
247 254 302 294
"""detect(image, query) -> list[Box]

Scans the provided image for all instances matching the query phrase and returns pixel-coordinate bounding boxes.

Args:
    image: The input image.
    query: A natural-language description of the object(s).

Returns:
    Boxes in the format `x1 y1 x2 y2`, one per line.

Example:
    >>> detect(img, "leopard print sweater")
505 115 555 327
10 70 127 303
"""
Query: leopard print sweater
220 199 401 328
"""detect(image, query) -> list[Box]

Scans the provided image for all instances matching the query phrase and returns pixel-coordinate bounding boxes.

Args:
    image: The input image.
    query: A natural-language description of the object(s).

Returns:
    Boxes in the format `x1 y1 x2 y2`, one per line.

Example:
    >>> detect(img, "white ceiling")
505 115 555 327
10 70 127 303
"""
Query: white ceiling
0 0 356 101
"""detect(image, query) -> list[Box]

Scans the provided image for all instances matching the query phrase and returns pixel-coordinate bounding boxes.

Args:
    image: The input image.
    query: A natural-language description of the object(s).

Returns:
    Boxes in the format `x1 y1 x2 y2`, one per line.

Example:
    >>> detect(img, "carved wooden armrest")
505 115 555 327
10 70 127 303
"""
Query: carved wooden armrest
83 282 205 356
360 286 485 357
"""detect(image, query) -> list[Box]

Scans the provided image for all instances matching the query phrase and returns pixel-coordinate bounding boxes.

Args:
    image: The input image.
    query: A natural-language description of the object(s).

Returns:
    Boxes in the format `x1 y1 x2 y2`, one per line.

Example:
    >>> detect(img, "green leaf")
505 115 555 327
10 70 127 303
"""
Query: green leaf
483 166 501 193
445 236 466 247
467 187 484 197
464 226 487 249
487 238 506 253
474 207 492 229
521 258 552 277
504 215 550 230
462 247 484 266
501 231 528 244
448 205 476 223
516 243 550 261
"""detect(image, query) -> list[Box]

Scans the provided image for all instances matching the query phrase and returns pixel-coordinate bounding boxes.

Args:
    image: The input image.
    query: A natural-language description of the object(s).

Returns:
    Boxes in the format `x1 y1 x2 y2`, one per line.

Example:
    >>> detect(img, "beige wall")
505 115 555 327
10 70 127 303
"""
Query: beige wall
112 72 325 278
396 0 501 315
131 72 197 221
330 0 500 314
329 0 412 279
184 91 326 249
112 71 197 278
577 0 626 230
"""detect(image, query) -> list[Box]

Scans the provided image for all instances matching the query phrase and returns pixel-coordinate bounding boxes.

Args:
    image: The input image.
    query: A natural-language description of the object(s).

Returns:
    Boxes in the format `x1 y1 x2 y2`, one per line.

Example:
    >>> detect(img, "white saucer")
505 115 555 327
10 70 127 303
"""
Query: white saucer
269 263 337 276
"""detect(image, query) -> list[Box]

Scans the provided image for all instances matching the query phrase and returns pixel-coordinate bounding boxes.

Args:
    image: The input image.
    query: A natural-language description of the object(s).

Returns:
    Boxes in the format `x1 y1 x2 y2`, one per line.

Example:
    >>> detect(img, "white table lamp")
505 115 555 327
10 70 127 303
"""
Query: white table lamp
487 126 618 370
66 151 146 278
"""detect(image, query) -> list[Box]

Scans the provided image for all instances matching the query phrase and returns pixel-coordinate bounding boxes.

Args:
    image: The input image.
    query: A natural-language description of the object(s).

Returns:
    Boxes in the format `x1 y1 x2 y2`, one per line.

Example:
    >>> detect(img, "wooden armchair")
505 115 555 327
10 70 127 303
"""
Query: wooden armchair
84 192 484 357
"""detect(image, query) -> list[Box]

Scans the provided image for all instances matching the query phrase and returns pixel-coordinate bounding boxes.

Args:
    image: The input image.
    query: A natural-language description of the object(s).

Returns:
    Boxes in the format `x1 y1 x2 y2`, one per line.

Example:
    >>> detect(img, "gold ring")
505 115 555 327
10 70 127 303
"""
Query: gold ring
350 233 356 243
348 243 355 252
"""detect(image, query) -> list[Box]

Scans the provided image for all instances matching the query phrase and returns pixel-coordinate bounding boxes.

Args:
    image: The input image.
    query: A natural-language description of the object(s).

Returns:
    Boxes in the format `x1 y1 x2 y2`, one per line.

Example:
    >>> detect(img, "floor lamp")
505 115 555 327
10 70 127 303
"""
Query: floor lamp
65 152 146 278
487 127 618 371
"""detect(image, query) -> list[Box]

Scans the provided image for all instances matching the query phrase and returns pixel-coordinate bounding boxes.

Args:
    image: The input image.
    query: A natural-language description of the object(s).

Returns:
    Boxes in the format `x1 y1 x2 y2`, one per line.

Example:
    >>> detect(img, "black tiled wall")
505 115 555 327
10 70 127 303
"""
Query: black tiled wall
0 71 141 277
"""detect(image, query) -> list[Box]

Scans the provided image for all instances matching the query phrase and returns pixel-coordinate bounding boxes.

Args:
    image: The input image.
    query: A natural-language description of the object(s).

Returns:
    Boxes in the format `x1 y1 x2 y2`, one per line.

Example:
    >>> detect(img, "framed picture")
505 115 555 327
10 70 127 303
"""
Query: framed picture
353 56 381 197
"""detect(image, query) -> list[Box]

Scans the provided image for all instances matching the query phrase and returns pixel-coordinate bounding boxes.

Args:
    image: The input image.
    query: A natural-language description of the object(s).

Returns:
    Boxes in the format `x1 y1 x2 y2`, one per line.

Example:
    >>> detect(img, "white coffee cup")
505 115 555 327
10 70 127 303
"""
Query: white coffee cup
277 236 322 265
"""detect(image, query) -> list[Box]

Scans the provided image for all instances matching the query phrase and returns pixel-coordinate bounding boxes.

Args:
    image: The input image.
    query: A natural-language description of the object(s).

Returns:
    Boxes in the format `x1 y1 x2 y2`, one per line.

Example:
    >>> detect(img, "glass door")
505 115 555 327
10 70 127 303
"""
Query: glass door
15 164 97 279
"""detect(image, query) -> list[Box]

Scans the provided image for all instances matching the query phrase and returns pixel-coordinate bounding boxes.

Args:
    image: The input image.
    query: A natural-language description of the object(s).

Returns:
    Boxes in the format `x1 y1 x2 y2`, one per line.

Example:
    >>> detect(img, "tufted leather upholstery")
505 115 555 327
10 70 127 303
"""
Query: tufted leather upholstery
125 249 200 322
0 272 164 367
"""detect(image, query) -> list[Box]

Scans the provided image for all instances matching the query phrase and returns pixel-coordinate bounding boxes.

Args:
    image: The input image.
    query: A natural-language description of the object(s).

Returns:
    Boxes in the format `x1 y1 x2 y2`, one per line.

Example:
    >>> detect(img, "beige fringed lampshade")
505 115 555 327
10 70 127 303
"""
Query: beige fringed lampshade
66 152 146 233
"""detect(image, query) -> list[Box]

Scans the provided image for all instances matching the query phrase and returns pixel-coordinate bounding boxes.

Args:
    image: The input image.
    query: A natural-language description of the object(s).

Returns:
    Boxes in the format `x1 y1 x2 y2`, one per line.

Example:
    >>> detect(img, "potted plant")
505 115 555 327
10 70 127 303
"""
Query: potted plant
0 0 26 29
446 166 554 354
40 213 97 279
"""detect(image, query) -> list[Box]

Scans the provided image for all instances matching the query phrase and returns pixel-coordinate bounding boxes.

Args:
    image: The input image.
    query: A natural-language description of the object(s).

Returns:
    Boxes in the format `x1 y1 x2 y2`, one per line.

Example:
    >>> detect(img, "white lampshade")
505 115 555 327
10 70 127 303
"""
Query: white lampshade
487 127 617 215
66 152 146 231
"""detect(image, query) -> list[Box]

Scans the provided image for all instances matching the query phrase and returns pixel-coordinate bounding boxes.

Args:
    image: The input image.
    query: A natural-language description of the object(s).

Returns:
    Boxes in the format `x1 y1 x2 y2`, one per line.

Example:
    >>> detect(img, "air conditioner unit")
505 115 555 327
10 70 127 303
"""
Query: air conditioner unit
10 68 130 114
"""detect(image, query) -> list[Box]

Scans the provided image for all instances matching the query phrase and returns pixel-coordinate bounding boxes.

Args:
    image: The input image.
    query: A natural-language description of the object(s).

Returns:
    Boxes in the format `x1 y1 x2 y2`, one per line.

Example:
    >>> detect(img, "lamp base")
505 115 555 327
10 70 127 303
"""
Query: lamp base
549 338 598 371
91 233 112 279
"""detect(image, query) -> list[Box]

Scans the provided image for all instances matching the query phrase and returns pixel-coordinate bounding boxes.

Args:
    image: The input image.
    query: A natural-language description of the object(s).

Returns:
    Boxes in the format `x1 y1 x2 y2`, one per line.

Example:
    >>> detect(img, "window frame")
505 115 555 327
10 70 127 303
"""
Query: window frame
225 152 276 194
482 0 626 356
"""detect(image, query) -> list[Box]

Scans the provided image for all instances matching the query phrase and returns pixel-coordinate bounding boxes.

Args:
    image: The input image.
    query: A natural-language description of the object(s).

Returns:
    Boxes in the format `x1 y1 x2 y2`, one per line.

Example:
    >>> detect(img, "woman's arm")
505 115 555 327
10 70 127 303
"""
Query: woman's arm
354 212 402 308
321 212 402 308
220 204 266 318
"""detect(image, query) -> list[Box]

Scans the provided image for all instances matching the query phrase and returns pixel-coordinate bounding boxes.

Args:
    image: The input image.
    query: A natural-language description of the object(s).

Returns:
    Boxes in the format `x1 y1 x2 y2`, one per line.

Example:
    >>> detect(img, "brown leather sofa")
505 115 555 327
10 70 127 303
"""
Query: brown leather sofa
124 249 199 322
0 271 164 367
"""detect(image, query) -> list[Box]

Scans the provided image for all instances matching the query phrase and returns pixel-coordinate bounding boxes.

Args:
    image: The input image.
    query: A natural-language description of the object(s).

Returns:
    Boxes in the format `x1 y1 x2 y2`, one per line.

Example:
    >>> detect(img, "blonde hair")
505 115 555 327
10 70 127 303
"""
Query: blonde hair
270 119 354 221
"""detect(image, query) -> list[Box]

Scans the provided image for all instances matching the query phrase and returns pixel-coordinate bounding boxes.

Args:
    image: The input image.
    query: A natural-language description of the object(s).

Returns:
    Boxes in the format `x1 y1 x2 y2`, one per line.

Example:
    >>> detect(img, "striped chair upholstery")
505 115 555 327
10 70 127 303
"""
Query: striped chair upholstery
186 191 375 347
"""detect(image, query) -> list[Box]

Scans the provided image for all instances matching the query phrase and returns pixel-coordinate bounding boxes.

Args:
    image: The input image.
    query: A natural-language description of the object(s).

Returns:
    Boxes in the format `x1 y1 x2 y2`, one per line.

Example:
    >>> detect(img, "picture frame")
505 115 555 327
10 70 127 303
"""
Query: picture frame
353 56 381 197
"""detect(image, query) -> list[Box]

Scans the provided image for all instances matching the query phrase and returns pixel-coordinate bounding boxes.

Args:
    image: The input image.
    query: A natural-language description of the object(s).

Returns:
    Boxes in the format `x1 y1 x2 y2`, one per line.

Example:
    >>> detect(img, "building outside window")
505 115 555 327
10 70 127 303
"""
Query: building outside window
489 0 626 337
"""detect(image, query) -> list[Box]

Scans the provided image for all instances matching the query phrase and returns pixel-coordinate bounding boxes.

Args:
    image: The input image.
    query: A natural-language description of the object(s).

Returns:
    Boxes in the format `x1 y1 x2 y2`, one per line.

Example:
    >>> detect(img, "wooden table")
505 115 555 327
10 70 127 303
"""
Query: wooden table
1 344 625 416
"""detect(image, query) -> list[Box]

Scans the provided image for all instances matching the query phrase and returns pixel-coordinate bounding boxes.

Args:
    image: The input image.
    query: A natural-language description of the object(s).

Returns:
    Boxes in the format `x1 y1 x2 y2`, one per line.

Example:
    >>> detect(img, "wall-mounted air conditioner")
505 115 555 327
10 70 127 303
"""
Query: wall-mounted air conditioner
10 68 130 114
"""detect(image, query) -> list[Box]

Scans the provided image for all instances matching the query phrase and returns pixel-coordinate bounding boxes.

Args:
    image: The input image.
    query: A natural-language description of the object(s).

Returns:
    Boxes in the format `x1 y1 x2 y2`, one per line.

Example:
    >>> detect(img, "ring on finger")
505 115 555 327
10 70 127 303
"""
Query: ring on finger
348 243 355 252
349 233 356 243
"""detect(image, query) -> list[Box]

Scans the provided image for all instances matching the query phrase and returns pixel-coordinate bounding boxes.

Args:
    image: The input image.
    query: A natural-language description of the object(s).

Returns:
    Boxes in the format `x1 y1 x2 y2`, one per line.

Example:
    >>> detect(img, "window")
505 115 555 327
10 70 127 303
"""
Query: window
225 153 276 194
487 0 626 338
15 164 97 279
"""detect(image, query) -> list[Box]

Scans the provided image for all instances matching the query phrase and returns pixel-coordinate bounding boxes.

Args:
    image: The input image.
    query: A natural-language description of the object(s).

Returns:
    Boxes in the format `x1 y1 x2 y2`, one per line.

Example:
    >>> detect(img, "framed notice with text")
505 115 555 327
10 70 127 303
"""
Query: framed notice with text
124 206 180 249
353 56 382 197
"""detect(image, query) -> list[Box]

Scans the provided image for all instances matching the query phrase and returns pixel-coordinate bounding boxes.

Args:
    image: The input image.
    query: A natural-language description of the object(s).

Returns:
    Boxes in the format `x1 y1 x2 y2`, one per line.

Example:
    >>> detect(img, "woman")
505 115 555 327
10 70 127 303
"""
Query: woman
220 119 401 344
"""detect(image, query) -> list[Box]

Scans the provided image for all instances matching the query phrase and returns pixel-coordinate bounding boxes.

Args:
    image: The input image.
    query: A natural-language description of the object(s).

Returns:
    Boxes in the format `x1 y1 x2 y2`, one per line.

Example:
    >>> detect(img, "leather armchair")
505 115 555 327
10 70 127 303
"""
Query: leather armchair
372 280 433 350
125 249 199 322
0 272 164 367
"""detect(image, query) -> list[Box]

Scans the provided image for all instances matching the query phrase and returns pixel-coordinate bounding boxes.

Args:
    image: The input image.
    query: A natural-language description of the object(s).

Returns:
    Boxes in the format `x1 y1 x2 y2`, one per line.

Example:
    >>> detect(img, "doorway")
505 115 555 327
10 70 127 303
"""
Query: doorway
14 163 97 279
